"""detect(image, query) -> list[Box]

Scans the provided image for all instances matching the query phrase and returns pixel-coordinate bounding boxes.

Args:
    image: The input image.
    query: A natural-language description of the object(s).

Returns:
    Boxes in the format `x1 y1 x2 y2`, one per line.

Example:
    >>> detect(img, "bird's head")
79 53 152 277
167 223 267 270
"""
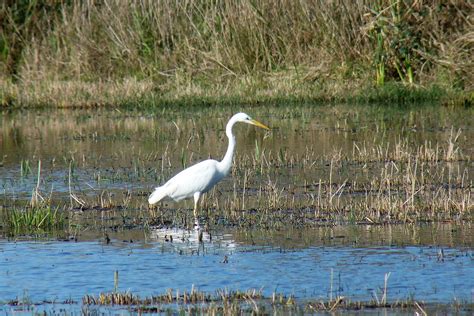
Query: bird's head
235 112 270 130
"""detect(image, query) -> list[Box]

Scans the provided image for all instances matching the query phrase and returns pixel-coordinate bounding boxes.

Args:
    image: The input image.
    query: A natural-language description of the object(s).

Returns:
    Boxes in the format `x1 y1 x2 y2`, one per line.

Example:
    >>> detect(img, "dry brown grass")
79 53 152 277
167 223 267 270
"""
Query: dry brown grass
1 1 472 107
80 288 470 315
0 106 471 232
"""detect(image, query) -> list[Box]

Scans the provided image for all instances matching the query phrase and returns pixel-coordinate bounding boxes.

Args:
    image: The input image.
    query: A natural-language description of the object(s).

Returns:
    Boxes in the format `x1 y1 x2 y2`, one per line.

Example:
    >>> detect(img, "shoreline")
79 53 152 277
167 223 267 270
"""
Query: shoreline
1 78 472 109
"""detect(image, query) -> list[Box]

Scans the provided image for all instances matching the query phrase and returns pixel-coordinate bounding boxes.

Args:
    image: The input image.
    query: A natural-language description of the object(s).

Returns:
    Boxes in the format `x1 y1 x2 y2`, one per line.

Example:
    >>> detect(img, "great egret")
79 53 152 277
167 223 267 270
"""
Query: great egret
148 112 270 228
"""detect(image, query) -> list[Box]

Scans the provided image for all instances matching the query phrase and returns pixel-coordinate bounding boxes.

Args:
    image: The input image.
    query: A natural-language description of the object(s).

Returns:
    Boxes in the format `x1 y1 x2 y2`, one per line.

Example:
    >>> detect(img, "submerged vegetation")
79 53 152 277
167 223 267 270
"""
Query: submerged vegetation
1 1 473 107
81 288 469 315
0 104 472 313
0 106 472 237
7 286 473 314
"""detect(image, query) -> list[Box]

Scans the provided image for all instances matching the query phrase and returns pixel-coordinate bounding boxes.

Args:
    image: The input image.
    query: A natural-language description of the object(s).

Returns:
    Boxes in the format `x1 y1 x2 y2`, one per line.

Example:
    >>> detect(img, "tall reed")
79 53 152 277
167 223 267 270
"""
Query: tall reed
1 1 472 106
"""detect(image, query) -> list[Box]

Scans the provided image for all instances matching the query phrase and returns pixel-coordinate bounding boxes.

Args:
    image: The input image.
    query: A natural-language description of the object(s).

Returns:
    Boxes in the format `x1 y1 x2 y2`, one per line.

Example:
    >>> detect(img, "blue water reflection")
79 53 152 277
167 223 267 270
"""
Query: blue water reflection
1 229 472 304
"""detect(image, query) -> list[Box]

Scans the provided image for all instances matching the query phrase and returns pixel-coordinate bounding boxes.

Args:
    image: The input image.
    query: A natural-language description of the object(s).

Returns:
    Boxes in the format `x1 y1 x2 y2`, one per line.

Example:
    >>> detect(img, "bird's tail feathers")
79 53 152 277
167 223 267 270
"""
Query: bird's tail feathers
148 186 168 205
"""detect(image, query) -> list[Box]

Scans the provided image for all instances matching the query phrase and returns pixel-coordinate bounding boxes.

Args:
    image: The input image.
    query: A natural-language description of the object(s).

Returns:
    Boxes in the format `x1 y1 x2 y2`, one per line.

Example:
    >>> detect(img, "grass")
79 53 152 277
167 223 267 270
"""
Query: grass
7 288 473 314
3 204 64 235
0 104 472 237
80 288 472 314
1 157 64 235
0 1 472 108
4 267 472 313
3 74 469 109
1 106 472 237
0 106 471 316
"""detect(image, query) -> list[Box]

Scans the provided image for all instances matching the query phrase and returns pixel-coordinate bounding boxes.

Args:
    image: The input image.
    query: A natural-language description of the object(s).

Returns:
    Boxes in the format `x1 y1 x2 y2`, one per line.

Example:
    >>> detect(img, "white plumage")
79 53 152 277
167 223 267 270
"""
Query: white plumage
148 160 225 204
148 112 270 227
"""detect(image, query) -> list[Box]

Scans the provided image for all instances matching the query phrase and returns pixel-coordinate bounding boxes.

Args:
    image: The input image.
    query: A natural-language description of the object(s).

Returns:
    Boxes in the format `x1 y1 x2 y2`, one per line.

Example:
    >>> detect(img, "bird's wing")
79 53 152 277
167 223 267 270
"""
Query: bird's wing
166 159 223 201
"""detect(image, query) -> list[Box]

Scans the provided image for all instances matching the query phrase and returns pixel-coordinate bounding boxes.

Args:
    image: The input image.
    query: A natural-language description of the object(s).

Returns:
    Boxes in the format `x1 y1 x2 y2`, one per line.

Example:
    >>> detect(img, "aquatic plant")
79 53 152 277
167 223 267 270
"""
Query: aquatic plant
0 106 472 233
20 159 31 177
80 287 471 315
4 204 64 234
83 287 264 306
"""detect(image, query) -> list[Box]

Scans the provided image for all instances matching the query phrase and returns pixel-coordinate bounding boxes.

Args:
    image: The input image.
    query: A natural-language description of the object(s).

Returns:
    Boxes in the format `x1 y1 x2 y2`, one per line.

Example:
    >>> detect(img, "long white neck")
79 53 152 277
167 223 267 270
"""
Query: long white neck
218 116 238 175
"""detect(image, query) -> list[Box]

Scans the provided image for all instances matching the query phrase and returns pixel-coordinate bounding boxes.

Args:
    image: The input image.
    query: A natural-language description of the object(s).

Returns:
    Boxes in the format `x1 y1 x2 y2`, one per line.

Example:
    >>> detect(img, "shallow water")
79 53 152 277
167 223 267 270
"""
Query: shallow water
1 227 473 305
0 104 473 312
1 105 473 202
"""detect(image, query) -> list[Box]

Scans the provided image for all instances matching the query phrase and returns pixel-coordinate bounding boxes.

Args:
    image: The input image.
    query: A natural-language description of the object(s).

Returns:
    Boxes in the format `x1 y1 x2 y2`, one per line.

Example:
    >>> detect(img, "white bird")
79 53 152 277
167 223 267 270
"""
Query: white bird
148 112 270 227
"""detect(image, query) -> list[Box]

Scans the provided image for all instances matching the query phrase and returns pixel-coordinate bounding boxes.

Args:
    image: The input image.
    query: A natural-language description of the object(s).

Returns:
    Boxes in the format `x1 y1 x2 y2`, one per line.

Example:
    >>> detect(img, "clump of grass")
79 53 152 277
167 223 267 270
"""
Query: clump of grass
1 158 64 235
83 287 264 306
80 287 471 315
4 204 64 235
306 296 439 314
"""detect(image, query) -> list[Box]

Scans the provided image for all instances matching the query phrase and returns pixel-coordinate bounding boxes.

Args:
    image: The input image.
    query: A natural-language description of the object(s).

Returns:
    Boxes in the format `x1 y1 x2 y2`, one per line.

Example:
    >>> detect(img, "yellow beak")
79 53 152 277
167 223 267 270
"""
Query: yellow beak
249 119 270 130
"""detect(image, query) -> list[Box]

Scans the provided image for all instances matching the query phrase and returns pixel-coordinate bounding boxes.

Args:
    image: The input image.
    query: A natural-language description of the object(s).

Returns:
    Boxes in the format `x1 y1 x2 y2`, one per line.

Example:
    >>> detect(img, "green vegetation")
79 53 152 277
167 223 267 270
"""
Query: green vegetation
1 106 471 237
1 158 65 236
1 1 472 107
3 204 64 235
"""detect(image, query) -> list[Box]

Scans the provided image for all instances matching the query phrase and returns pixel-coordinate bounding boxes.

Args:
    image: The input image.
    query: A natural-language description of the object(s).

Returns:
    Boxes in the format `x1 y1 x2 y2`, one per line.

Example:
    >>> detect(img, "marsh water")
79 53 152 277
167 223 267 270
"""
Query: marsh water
0 104 473 312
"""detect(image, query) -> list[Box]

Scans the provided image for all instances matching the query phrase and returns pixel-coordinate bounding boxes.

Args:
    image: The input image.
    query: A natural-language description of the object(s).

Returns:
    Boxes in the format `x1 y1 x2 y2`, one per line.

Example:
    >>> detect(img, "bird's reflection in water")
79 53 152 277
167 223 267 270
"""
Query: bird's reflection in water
150 227 238 256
